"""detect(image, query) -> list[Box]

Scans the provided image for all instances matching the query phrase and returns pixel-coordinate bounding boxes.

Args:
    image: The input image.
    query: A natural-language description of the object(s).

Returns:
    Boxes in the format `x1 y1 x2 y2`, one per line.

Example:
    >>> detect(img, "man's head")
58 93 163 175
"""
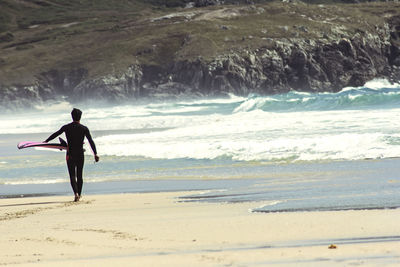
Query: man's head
71 108 82 122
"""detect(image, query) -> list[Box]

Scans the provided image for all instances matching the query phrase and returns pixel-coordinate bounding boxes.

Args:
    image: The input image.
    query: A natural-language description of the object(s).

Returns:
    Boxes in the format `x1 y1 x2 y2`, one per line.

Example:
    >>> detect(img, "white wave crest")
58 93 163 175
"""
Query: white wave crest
95 107 400 162
364 78 400 90
4 178 66 185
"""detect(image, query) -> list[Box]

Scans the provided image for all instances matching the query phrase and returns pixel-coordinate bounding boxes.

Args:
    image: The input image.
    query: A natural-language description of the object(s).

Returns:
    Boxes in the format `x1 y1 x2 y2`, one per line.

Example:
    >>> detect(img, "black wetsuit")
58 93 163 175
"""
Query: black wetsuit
46 122 97 196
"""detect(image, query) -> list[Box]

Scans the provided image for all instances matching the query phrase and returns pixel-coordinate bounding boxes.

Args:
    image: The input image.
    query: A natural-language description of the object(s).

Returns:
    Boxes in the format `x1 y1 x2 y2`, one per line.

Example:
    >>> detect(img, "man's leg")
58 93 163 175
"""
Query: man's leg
67 158 79 201
76 156 84 197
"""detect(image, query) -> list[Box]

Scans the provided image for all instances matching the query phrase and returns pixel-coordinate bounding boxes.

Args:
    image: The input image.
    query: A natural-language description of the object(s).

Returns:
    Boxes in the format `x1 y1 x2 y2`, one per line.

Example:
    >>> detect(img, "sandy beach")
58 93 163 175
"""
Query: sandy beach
0 192 399 266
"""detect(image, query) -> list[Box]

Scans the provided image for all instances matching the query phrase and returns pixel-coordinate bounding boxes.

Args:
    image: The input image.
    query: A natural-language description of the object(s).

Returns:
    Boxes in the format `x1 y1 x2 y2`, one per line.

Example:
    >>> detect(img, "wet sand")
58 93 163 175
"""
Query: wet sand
1 192 399 266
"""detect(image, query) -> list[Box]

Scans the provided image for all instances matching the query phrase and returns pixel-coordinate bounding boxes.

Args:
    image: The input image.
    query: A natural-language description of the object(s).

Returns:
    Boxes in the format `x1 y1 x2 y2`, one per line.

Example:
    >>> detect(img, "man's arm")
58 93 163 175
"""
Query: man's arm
44 127 64 143
85 128 99 162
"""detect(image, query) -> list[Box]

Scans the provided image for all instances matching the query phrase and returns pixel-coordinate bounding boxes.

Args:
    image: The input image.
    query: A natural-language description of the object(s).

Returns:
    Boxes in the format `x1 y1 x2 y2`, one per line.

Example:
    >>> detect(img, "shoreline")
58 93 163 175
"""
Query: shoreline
2 164 400 213
2 187 400 213
1 192 400 266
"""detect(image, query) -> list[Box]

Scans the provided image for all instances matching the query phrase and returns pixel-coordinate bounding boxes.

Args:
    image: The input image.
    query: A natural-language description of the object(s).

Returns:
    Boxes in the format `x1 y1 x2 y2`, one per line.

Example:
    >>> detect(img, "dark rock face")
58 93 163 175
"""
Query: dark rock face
0 84 41 110
37 68 88 99
71 65 142 102
194 0 222 7
0 32 14 43
146 18 399 98
168 33 398 96
389 15 400 66
1 17 400 110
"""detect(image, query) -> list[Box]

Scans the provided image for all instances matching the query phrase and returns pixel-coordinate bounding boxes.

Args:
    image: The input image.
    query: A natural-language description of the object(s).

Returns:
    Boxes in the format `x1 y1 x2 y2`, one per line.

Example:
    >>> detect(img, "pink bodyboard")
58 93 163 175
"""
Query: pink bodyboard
18 138 67 151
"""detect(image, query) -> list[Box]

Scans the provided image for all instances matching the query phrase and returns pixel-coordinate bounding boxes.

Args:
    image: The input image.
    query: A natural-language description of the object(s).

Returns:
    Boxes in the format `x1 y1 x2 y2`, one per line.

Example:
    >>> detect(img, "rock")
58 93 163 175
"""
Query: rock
194 0 221 7
72 64 142 101
185 2 195 8
337 38 355 58
0 32 14 43
37 68 88 97
0 84 42 111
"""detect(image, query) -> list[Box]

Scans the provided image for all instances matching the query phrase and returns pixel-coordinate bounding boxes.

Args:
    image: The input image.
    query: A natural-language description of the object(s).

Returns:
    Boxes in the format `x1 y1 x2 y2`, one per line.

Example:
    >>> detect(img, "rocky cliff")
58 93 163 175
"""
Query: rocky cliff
0 1 399 110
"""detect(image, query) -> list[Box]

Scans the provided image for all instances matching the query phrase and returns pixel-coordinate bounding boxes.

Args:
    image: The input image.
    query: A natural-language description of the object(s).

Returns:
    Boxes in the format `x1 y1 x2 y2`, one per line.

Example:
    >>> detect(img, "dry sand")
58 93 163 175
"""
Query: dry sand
0 192 399 266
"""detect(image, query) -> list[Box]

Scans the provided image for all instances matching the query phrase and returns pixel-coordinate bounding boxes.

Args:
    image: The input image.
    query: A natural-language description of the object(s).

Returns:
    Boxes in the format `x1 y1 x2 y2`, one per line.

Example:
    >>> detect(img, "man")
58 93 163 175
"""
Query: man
45 108 99 202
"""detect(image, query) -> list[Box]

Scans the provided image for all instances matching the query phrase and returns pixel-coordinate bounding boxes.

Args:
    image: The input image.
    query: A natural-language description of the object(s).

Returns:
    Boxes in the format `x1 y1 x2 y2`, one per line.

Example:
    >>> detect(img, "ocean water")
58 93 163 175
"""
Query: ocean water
1 79 400 212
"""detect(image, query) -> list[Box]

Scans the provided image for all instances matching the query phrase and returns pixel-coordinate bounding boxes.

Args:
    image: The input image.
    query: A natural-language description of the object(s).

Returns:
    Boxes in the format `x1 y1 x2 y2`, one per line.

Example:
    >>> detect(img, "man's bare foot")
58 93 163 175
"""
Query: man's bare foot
74 194 79 202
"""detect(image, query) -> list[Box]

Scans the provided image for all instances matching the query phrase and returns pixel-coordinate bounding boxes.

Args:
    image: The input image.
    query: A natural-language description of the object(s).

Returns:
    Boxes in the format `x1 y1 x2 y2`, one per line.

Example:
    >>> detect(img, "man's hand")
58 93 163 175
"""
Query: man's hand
94 155 100 162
